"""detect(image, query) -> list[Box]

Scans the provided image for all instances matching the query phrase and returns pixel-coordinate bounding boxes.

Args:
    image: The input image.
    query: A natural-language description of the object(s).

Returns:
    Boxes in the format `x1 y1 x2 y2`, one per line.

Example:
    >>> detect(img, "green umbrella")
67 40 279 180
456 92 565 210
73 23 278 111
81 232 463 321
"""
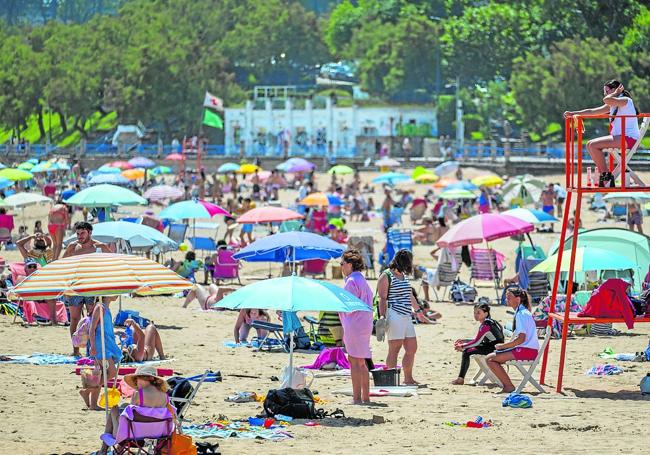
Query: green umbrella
66 184 147 208
17 161 34 170
501 174 546 205
440 189 476 200
0 168 34 181
531 246 636 273
328 165 354 175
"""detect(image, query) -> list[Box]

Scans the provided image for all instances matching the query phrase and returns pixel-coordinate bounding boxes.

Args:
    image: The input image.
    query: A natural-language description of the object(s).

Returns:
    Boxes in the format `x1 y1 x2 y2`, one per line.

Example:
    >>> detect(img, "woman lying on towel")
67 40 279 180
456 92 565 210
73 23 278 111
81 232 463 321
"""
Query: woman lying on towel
182 283 234 310
121 319 166 362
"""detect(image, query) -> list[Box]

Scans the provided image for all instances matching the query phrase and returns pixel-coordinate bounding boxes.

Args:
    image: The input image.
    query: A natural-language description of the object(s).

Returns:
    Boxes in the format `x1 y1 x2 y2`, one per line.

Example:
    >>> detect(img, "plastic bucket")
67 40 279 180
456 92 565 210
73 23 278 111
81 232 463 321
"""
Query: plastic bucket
371 368 400 386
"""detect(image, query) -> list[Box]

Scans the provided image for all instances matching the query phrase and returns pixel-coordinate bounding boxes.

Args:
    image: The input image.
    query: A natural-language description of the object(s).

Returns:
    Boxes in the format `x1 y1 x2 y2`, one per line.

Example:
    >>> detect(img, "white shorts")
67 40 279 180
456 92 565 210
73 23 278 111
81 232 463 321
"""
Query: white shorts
387 308 416 341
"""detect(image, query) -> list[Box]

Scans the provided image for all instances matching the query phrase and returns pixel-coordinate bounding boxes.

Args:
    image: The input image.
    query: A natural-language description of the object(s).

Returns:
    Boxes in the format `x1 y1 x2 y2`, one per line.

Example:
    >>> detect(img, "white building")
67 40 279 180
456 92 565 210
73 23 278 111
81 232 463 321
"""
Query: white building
224 96 437 157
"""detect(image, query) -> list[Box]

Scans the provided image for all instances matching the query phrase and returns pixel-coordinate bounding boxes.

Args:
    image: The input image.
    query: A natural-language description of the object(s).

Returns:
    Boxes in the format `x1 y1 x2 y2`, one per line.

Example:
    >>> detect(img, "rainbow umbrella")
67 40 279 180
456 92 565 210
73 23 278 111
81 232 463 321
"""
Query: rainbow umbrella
0 168 34 181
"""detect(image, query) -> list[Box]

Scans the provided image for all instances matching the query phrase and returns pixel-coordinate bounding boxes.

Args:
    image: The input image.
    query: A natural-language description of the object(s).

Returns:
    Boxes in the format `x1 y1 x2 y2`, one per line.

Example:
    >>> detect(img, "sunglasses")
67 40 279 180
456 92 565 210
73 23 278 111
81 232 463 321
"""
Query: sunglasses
26 265 37 269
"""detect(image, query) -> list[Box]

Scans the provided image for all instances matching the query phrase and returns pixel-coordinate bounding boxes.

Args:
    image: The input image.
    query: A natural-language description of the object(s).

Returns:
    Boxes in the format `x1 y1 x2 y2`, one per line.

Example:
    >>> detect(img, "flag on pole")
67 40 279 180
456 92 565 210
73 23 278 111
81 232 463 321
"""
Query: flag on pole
203 91 224 111
203 109 223 129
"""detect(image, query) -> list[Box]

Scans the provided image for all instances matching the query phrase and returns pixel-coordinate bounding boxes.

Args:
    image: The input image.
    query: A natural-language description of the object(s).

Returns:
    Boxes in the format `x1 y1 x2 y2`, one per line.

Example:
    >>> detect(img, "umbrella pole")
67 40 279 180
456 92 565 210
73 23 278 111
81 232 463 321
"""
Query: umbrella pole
526 232 535 249
288 330 294 381
486 242 499 300
99 303 109 421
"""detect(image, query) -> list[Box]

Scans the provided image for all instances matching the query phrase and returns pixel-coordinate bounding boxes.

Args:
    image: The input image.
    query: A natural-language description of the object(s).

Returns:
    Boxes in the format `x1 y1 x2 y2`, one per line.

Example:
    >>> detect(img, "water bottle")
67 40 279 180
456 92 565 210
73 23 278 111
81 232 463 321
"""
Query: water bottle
586 167 593 187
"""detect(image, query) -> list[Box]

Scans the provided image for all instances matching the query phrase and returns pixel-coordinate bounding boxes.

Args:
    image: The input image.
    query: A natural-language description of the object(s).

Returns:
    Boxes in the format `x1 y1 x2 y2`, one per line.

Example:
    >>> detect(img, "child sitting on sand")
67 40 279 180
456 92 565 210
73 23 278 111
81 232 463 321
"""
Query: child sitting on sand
452 303 504 385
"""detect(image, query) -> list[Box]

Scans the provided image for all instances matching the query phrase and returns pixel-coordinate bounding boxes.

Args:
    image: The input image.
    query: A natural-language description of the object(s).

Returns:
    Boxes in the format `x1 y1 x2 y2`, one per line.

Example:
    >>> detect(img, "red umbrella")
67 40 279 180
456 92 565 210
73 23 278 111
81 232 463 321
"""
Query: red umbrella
237 207 303 224
165 153 185 161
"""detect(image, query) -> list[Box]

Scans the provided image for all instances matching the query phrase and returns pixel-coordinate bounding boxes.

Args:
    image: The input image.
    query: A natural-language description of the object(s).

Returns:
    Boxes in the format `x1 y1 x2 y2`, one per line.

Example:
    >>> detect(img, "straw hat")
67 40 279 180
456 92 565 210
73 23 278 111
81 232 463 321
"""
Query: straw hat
124 364 165 389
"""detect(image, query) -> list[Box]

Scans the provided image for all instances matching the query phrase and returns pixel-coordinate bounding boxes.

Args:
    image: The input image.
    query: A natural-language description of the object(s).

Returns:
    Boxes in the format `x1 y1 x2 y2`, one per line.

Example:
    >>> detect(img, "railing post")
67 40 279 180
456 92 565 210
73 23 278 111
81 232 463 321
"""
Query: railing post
504 141 510 164
490 140 497 161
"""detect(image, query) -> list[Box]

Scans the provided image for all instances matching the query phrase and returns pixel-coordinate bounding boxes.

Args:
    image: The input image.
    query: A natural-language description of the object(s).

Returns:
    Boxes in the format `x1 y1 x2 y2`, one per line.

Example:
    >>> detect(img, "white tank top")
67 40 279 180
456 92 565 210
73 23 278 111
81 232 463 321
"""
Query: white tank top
610 98 640 139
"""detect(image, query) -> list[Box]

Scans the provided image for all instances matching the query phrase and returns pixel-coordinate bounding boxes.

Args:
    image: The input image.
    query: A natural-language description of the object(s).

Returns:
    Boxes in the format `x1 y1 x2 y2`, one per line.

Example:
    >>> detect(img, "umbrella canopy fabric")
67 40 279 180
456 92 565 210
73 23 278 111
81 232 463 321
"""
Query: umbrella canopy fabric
327 195 343 206
233 231 344 263
3 192 52 208
328 165 354 175
151 165 172 175
0 168 33 181
128 157 156 168
503 208 558 224
531 247 636 273
434 161 459 176
277 158 315 173
159 200 230 220
375 158 400 167
603 192 650 204
122 168 146 180
143 185 184 201
437 213 534 247
433 177 457 188
0 177 13 190
501 174 546 205
213 275 371 313
8 253 193 300
414 173 439 183
64 221 177 252
66 184 147 208
165 153 185 161
17 161 34 170
109 161 133 170
471 175 504 187
97 165 122 174
439 189 476 200
217 162 240 173
27 158 39 164
444 181 478 191
30 162 55 173
300 192 329 206
237 207 303 224
88 173 130 186
238 164 261 174
372 172 410 185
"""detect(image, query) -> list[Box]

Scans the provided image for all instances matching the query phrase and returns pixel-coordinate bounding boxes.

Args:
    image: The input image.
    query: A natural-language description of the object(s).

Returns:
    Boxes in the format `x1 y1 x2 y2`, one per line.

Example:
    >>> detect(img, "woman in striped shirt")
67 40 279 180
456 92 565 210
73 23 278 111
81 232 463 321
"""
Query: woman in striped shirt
377 249 419 385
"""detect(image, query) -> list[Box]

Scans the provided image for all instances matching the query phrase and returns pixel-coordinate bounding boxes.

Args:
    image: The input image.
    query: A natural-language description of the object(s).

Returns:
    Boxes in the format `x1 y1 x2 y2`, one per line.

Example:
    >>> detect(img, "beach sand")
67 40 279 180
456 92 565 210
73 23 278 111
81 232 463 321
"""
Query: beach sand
0 168 648 454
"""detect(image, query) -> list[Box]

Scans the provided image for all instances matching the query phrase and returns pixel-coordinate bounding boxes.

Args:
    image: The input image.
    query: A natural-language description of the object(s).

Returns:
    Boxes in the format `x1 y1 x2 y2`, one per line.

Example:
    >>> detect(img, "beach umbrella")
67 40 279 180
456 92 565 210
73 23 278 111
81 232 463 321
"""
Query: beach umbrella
121 168 146 180
143 185 184 202
277 158 315 173
61 189 76 200
27 158 39 165
0 168 33 181
54 162 70 171
217 162 240 173
244 170 272 182
17 161 34 170
96 165 122 174
531 247 636 274
299 192 329 206
108 161 133 170
64 221 177 253
503 208 558 224
0 177 13 190
30 162 55 173
375 157 400 168
444 181 478 191
414 173 439 183
501 174 546 205
411 166 429 179
159 199 230 220
213 275 370 378
238 164 261 174
234 231 344 263
66 184 147 208
328 165 354 175
151 165 172 176
88 173 130 186
128 157 156 168
164 153 185 161
372 172 410 185
434 161 459 176
237 207 303 224
3 192 52 208
603 192 650 204
437 213 534 248
433 177 457 188
471 175 504 187
439 189 476 200
327 195 343 206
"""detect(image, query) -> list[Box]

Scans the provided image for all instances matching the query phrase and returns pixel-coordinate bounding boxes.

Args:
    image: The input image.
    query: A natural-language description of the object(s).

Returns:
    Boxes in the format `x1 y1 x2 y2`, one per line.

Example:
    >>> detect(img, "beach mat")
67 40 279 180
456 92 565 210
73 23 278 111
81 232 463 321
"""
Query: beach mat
0 353 78 365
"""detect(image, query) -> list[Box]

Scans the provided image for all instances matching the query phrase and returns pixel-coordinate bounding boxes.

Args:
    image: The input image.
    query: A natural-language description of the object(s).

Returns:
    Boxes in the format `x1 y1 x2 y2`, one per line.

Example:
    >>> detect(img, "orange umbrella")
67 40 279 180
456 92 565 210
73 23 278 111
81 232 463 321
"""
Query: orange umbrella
300 192 329 206
165 153 185 161
433 178 457 188
121 168 146 180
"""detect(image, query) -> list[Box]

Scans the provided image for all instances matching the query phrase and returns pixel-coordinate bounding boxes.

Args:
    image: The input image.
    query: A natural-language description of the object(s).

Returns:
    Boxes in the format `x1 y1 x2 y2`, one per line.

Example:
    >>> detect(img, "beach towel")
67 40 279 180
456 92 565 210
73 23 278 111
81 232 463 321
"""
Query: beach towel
182 422 293 441
586 364 624 376
578 279 636 329
21 301 69 325
0 353 78 365
502 393 532 409
301 347 350 370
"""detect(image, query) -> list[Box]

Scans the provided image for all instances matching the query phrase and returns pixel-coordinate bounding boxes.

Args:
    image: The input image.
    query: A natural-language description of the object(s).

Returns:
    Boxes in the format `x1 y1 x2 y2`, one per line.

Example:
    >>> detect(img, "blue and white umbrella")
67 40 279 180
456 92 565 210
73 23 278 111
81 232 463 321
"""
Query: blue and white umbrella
503 208 558 224
372 172 410 185
233 231 344 263
217 162 240 173
434 161 459 177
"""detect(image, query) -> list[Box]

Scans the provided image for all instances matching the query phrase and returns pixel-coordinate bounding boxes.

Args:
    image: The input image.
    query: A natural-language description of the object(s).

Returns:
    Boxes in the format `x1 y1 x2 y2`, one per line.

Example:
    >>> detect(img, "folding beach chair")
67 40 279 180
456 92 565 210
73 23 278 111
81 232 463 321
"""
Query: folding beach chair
470 247 506 291
211 249 242 285
303 315 319 343
250 320 287 352
385 228 413 264
348 236 376 279
110 406 174 455
301 259 328 279
518 258 549 304
505 326 551 393
424 247 462 301
610 117 650 187
166 223 188 245
168 370 212 423
471 355 502 387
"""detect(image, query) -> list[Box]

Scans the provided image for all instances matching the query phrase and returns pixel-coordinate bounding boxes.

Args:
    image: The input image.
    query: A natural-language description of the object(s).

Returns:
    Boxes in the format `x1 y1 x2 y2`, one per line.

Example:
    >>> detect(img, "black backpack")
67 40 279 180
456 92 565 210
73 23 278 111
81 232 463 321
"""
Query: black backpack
167 377 194 415
450 279 478 303
285 326 311 350
263 387 320 419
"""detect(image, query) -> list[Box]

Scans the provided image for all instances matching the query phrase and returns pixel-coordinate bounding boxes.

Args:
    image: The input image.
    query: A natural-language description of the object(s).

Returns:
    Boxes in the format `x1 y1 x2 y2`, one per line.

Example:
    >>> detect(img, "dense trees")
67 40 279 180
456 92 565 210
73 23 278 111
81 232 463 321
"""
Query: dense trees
0 0 649 142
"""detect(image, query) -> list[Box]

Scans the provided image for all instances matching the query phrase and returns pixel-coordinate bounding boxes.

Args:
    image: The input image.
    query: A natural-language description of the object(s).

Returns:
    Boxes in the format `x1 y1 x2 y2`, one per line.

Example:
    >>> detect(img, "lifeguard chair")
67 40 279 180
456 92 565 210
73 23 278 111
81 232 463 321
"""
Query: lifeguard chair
539 113 650 393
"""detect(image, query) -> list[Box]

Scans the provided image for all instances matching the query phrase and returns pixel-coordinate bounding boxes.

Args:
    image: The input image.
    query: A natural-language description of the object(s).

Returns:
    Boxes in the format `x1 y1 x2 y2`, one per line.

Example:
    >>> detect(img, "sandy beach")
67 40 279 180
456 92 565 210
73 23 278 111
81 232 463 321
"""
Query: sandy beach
1 168 649 455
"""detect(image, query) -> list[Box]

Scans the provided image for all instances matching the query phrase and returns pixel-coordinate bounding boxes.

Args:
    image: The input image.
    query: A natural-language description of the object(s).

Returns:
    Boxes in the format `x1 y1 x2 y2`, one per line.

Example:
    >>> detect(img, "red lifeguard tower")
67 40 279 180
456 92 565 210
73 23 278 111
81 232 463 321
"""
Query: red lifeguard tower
539 113 650 393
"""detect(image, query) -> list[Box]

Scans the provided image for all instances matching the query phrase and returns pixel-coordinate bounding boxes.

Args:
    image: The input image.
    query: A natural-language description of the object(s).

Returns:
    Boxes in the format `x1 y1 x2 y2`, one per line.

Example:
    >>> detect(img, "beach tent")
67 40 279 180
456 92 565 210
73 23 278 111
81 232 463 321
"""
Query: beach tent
548 227 650 293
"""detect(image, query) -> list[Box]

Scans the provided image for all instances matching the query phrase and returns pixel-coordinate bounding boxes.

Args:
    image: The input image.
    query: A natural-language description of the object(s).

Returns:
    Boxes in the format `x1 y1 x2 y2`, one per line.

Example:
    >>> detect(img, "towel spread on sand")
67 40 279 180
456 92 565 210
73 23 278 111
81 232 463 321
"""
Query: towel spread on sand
182 422 293 441
586 364 624 376
0 353 78 365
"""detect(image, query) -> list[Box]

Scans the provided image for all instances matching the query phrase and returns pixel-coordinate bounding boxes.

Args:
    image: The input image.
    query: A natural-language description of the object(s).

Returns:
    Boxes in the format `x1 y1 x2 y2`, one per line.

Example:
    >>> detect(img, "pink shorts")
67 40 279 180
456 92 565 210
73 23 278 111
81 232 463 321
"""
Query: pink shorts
512 347 538 361
622 136 637 150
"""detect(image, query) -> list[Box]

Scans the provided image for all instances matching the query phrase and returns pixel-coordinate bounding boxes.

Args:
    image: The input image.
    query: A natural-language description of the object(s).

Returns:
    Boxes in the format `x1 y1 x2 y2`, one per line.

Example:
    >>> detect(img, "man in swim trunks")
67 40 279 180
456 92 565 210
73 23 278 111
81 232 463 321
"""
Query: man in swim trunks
63 221 112 356
48 202 70 259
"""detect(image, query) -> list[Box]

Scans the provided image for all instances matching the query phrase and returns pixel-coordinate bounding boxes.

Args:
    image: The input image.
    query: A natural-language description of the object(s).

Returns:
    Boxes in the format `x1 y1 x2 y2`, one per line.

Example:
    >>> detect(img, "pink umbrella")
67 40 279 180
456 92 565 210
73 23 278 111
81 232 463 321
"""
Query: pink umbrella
109 161 134 170
164 153 185 161
437 213 534 248
143 185 184 202
237 207 303 224
245 170 272 182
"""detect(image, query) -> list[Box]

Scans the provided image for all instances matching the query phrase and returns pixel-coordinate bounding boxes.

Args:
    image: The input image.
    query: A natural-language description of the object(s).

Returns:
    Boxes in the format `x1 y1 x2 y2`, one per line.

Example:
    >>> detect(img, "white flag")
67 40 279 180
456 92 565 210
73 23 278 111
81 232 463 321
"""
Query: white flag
203 91 224 111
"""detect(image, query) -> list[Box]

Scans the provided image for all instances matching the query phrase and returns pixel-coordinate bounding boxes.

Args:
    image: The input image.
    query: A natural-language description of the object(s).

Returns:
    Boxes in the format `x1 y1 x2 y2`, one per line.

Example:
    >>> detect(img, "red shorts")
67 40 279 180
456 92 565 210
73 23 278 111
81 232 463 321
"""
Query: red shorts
621 136 637 150
512 347 538 361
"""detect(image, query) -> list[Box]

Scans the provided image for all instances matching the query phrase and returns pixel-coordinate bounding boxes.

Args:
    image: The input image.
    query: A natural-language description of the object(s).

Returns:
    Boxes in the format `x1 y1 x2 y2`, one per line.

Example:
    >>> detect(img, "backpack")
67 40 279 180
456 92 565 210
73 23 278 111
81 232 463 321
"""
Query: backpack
450 279 477 303
167 376 194 415
72 316 91 348
263 387 321 419
285 326 311 350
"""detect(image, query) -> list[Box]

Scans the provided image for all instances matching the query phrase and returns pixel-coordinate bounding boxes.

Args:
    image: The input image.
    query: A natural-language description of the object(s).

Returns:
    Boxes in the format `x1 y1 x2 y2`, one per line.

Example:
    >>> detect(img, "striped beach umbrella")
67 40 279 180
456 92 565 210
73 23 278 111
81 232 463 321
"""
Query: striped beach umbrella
8 253 193 300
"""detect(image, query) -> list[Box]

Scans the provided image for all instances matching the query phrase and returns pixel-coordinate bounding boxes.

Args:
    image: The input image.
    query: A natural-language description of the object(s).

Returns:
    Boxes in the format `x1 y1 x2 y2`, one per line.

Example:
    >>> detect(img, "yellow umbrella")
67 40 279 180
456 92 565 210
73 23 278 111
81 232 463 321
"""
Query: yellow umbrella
471 175 504 187
300 192 329 206
121 168 146 180
238 164 261 174
414 173 439 183
0 168 34 181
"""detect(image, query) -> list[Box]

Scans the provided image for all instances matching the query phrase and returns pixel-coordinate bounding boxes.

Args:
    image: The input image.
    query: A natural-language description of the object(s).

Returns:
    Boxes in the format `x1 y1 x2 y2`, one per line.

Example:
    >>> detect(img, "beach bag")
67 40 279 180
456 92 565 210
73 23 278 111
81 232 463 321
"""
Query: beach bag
630 297 648 316
167 377 194 415
450 280 477 303
285 326 311 351
72 316 91 348
263 387 320 419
